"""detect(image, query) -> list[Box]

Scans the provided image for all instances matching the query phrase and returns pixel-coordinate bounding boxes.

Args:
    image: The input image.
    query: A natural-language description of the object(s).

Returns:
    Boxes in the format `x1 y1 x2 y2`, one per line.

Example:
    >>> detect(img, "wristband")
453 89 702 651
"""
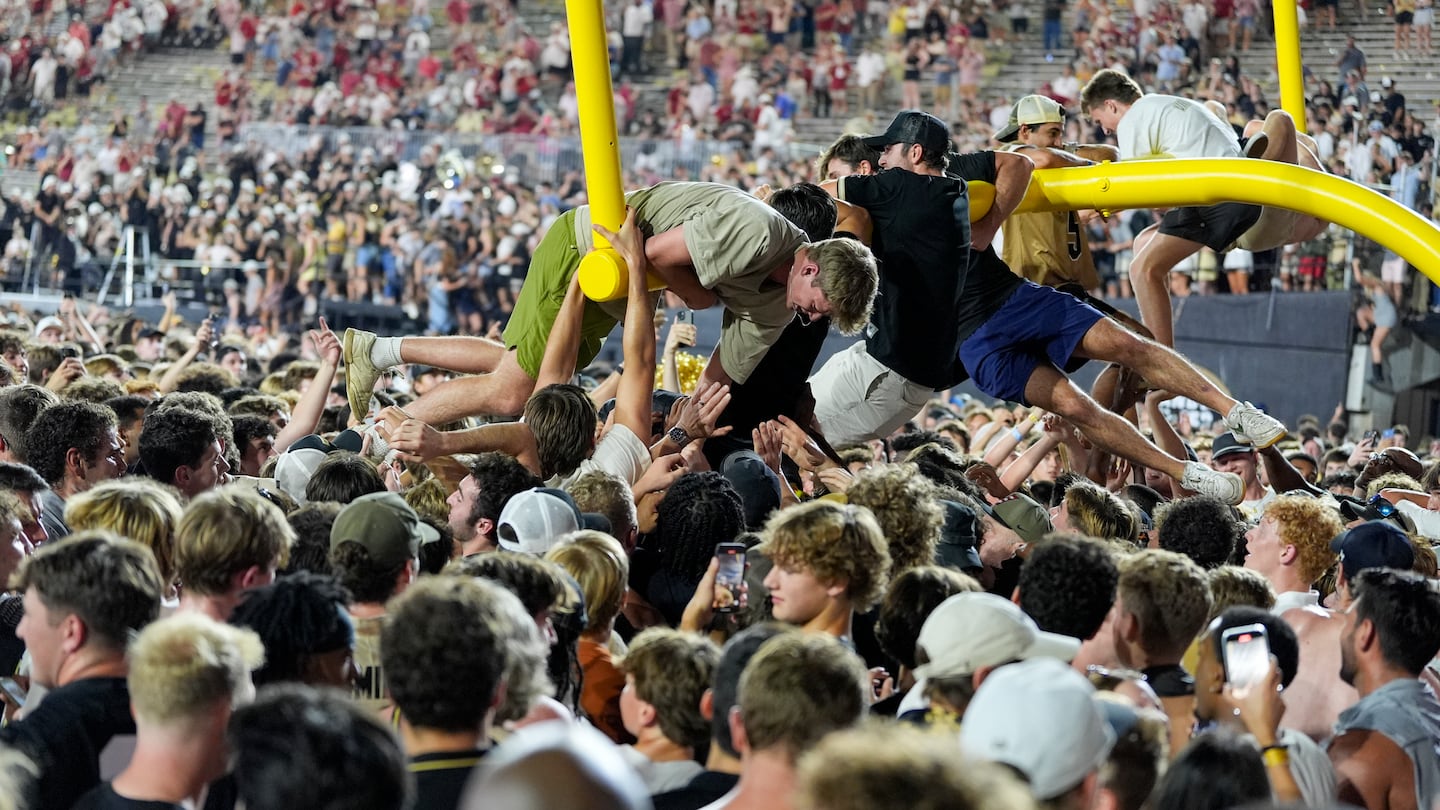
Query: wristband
667 425 692 448
1261 745 1289 767
1010 427 1024 441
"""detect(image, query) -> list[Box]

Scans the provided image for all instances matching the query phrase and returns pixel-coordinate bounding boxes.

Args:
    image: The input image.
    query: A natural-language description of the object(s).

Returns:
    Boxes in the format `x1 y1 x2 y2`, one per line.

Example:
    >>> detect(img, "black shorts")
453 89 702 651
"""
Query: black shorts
1397 10 1415 23
1158 202 1262 252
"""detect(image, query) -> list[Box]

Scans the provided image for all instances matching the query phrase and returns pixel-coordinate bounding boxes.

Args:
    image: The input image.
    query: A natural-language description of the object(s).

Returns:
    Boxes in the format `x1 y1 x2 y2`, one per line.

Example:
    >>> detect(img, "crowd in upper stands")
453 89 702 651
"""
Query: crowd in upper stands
0 0 1436 332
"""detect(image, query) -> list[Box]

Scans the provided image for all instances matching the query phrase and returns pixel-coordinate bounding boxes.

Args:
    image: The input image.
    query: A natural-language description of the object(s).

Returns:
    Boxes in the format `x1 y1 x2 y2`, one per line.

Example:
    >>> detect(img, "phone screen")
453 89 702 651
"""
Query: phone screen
0 677 27 708
714 544 745 613
1222 624 1270 694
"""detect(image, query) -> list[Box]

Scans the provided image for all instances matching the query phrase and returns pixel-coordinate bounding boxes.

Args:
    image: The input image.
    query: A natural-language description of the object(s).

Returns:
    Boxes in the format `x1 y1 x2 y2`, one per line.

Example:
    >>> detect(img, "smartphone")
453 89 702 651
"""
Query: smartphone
714 543 746 613
58 346 79 360
1221 623 1271 694
0 677 27 708
1363 429 1381 444
676 309 694 325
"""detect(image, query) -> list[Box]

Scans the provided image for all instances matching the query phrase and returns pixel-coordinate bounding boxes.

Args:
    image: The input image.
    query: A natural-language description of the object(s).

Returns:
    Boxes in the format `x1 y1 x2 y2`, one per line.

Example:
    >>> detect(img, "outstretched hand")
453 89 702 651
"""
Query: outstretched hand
775 414 834 472
677 381 734 441
309 317 341 366
591 206 647 272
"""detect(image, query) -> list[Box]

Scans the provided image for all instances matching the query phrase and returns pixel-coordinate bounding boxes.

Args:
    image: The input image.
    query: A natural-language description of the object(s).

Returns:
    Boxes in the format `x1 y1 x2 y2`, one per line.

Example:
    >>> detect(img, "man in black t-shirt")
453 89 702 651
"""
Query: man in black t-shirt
1 534 164 810
73 614 264 810
811 110 1035 444
382 576 545 810
825 113 1291 504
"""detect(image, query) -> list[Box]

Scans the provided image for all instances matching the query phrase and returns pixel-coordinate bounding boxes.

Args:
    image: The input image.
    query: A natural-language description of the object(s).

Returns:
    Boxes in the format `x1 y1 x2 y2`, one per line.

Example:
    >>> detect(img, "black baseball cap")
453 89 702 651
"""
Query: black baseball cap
1330 520 1415 580
863 110 952 154
1210 432 1254 461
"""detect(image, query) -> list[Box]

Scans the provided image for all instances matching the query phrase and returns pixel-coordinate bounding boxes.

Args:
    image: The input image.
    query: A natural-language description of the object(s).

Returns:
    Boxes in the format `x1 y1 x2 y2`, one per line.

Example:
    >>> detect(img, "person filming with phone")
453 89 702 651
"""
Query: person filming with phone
1192 607 1335 805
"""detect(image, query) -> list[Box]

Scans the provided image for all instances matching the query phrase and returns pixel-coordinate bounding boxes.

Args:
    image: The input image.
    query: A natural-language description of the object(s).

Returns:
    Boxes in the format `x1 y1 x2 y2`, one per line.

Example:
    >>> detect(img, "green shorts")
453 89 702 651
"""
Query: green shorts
503 209 623 377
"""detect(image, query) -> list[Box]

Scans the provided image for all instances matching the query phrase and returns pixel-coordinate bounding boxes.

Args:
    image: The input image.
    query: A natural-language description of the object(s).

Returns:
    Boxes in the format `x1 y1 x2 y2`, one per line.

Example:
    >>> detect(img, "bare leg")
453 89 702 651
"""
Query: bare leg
1025 363 1188 480
1129 225 1203 347
1371 326 1391 365
1074 317 1241 421
397 335 508 375
401 349 537 423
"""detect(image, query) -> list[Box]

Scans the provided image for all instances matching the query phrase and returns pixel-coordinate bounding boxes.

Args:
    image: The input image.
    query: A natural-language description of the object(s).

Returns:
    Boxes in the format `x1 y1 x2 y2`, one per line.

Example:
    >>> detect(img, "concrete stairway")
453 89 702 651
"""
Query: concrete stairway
99 47 237 138
1234 11 1439 120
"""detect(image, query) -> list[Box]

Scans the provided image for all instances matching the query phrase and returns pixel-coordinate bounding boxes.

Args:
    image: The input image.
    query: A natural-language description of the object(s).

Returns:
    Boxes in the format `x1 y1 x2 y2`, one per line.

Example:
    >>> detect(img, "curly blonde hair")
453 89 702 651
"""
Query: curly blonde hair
757 501 892 612
845 464 942 576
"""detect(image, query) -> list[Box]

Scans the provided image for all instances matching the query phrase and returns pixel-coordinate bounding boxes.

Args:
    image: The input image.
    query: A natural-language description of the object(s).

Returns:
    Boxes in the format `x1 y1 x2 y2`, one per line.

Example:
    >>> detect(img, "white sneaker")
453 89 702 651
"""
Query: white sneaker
1224 401 1287 449
1180 461 1245 504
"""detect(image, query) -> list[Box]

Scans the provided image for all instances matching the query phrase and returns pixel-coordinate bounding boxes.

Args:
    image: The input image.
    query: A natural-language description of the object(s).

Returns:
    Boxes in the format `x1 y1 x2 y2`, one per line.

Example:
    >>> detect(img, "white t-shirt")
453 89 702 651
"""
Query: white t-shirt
1395 499 1440 539
1117 94 1243 160
546 423 650 489
1238 486 1276 522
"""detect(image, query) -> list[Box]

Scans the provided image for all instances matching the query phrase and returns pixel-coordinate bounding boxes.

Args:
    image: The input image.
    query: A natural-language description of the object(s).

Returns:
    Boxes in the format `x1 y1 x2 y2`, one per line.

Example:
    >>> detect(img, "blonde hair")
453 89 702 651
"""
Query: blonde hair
66 479 185 587
568 470 638 542
175 486 295 596
845 463 942 576
797 721 1037 810
1117 550 1212 659
738 632 868 761
402 477 450 525
123 378 161 397
545 530 629 633
1064 481 1140 544
127 612 264 726
810 238 879 336
758 501 892 612
1205 566 1276 622
84 354 131 379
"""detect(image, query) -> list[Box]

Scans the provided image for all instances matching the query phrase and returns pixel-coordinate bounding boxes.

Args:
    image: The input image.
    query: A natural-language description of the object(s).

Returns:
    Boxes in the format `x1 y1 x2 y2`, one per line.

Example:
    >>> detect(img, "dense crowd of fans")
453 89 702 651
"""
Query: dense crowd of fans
0 187 1438 810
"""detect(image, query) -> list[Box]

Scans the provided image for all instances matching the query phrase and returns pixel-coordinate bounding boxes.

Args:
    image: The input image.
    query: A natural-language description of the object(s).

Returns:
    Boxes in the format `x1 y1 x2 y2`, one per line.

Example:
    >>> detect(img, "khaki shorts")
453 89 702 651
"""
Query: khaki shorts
809 341 934 445
503 209 623 377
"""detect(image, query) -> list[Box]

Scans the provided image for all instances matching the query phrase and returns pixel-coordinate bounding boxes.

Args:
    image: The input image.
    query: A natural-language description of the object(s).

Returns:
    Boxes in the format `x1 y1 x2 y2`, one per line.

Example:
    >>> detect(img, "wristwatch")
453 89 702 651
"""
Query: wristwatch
667 425 692 448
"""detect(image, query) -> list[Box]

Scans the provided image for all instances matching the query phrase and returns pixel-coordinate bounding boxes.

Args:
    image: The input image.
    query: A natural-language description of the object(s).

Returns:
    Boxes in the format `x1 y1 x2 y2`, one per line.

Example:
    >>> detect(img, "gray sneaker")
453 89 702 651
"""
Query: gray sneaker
1224 401 1287 449
342 328 382 420
1179 461 1244 504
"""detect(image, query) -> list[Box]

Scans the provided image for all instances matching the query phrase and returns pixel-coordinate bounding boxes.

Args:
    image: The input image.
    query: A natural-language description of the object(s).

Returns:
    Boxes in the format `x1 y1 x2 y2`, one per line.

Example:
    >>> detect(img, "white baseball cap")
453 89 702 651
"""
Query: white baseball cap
497 488 580 555
960 658 1116 800
913 592 1079 680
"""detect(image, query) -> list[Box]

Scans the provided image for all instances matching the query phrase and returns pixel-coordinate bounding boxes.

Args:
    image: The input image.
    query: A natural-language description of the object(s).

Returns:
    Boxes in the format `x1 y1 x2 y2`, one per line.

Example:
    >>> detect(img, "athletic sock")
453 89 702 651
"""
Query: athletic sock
372 336 403 369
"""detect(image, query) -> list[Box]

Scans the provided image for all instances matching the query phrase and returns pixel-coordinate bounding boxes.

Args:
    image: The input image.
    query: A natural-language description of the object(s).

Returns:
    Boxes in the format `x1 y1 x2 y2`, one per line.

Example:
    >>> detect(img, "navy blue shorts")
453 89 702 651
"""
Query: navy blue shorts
959 282 1105 404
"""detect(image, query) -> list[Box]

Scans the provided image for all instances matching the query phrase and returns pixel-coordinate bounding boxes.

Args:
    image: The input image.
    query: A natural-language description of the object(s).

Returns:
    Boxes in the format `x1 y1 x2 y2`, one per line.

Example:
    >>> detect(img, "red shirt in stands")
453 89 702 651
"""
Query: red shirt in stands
446 0 468 25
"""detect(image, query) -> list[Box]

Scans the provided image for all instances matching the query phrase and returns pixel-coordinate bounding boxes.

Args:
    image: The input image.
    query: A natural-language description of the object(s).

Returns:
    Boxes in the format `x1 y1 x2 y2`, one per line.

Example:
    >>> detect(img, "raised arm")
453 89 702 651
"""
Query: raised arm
971 150 1035 251
534 271 590 391
157 317 215 394
595 207 661 443
275 318 341 451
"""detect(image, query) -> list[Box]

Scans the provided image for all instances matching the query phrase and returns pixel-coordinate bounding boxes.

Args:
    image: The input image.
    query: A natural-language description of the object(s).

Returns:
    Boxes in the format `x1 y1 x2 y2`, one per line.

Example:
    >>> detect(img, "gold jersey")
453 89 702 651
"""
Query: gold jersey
999 145 1100 290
